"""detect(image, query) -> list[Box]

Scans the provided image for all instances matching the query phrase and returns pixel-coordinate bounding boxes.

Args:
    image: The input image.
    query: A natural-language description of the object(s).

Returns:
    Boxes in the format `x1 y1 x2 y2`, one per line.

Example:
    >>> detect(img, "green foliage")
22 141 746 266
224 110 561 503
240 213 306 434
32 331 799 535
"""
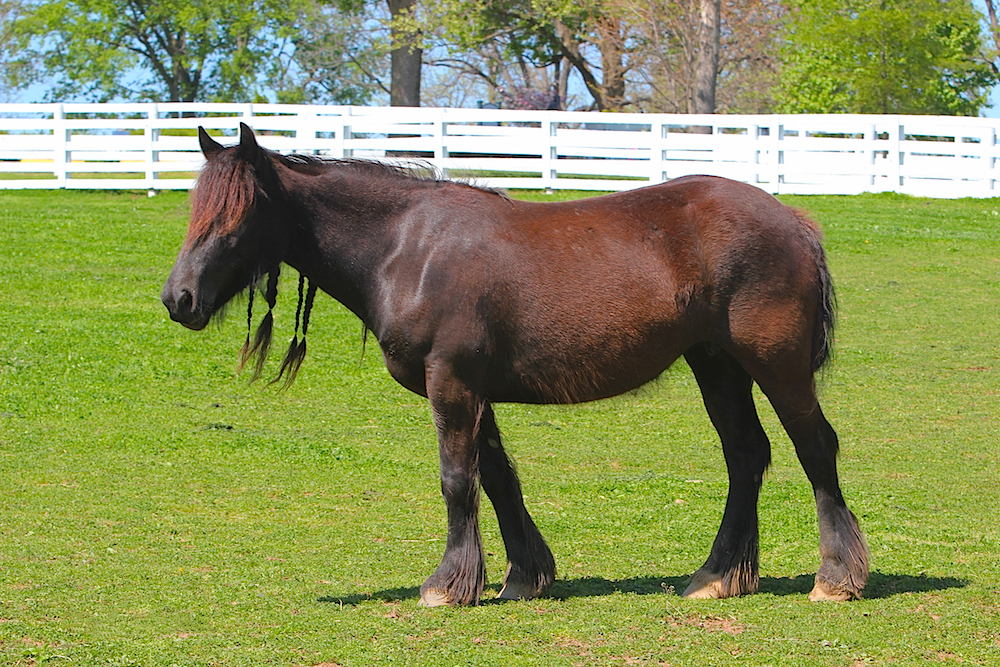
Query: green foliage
6 0 308 102
1 189 999 665
426 0 563 65
775 0 996 115
273 0 389 105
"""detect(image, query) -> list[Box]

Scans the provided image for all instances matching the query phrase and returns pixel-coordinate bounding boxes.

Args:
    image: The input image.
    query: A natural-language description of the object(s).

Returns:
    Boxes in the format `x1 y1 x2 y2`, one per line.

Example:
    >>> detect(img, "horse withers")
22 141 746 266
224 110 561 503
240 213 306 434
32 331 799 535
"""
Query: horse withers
161 123 869 606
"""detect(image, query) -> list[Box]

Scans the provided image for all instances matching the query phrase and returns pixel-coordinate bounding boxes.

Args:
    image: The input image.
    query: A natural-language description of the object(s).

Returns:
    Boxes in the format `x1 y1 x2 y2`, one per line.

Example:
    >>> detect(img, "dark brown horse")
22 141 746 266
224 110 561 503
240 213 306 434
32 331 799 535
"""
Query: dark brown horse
162 123 869 606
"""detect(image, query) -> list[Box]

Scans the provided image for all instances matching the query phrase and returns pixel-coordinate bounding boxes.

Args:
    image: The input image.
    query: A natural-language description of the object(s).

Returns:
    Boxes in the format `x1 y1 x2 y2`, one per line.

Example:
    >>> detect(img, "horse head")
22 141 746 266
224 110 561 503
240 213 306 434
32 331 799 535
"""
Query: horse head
161 123 285 330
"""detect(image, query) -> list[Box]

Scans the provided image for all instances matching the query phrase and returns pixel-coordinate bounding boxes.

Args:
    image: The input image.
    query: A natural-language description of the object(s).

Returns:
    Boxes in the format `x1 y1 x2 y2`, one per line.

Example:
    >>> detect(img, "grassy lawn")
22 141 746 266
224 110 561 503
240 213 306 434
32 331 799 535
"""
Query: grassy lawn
0 187 998 666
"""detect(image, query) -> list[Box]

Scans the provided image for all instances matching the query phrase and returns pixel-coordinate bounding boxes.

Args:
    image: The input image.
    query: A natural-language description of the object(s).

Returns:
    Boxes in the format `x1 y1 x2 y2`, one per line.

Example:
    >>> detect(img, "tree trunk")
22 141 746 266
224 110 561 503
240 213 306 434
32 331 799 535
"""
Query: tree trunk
388 0 422 106
596 15 626 110
557 56 570 110
554 17 606 110
692 0 721 114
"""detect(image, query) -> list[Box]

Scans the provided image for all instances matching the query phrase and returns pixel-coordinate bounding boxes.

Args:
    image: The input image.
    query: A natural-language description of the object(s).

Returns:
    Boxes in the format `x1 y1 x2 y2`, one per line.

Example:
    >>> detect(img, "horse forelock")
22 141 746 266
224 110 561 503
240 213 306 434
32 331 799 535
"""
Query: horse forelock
186 153 261 246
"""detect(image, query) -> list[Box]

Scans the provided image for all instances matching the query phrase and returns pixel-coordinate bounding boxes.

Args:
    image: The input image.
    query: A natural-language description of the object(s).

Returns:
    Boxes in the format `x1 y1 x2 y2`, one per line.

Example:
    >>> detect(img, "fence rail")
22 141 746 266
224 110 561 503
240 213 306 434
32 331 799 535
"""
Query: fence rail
1 102 998 197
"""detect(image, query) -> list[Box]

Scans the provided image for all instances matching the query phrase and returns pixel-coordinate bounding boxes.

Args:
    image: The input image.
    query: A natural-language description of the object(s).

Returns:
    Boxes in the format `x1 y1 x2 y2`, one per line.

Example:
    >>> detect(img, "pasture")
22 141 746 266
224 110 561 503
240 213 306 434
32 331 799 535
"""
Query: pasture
0 188 998 666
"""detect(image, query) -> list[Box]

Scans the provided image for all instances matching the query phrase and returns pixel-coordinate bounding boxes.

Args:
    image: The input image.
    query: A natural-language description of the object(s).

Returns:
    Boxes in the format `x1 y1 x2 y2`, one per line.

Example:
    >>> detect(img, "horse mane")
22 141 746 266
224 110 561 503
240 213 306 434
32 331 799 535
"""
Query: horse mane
188 147 507 248
276 152 509 198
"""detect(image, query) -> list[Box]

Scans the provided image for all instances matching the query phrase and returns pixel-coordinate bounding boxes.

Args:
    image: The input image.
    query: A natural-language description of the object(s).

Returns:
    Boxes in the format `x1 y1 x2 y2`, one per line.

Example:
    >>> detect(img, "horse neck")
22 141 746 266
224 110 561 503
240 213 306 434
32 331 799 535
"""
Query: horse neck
276 163 424 326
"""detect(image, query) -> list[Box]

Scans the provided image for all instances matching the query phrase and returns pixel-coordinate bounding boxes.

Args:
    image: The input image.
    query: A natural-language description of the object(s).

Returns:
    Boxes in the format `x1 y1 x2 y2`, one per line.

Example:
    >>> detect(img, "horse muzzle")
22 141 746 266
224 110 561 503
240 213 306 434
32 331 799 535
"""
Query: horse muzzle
161 283 211 331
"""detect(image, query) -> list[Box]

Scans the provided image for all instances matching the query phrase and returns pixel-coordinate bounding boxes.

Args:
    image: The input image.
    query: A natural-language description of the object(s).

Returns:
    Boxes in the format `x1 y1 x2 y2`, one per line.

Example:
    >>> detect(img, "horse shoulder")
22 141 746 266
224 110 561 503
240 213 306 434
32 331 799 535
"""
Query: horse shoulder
372 191 508 396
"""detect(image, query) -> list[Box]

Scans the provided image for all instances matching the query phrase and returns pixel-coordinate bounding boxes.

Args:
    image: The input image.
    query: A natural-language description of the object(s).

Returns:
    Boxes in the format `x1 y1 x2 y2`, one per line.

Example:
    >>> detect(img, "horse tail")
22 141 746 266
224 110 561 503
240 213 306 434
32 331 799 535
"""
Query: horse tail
796 210 837 373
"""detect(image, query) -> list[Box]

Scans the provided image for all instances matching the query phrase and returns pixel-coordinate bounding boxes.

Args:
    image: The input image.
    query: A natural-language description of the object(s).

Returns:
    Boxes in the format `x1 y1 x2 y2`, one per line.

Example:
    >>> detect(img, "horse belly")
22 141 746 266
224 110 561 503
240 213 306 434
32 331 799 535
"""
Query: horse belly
487 249 700 404
491 307 693 405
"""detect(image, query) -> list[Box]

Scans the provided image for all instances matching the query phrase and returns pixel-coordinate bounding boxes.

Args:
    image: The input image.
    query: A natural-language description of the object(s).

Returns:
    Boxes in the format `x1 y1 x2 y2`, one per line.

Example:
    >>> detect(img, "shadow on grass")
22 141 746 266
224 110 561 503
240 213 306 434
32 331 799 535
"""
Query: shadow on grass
318 571 967 606
319 586 421 606
759 572 968 599
862 572 969 599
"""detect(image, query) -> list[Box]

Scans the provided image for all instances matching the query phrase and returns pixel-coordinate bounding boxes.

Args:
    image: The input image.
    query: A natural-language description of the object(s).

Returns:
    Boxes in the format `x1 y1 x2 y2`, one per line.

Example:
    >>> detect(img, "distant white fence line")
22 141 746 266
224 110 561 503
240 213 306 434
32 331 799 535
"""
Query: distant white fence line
1 102 998 198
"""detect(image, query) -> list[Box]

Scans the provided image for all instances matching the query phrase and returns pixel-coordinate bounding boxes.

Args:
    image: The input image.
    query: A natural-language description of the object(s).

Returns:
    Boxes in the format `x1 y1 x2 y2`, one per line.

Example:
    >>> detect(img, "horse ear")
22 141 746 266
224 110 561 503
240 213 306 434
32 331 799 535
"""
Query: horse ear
238 122 261 155
198 127 224 158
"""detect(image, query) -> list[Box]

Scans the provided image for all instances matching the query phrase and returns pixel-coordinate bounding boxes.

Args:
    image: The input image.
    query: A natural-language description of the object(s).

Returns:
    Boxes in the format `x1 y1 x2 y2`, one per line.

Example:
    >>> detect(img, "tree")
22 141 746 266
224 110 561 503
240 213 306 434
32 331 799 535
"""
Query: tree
423 0 634 110
275 0 419 107
551 3 630 110
272 0 389 105
6 0 305 102
418 0 565 108
775 0 995 116
621 0 783 113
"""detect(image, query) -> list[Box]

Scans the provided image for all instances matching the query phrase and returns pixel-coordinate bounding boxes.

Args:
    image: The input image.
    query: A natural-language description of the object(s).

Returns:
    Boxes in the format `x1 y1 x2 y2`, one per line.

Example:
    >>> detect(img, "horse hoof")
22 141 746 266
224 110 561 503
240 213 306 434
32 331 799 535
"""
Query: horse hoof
682 570 724 599
497 581 540 601
808 580 855 602
418 589 453 607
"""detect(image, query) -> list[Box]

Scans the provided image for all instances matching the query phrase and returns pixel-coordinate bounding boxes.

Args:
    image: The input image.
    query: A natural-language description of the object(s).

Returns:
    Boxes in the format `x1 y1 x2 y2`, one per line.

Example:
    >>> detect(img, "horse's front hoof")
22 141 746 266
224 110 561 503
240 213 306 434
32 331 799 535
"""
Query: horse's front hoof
682 569 725 599
419 588 455 607
682 564 758 599
808 579 857 602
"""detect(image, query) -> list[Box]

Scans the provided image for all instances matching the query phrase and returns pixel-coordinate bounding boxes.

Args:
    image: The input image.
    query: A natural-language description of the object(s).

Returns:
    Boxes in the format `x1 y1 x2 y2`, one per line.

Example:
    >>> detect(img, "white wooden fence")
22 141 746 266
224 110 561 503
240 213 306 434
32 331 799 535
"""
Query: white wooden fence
1 102 998 198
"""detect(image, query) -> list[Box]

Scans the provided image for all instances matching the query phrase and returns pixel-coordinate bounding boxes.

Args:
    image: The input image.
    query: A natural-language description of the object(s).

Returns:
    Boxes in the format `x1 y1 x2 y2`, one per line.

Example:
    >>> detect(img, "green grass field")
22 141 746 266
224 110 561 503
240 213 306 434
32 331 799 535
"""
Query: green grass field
1 188 998 666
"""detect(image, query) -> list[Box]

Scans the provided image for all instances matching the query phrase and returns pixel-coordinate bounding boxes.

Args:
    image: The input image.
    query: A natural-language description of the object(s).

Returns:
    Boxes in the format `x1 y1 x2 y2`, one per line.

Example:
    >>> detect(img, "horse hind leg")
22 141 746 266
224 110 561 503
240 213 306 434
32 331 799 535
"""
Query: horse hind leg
682 343 772 599
755 371 869 601
477 403 556 600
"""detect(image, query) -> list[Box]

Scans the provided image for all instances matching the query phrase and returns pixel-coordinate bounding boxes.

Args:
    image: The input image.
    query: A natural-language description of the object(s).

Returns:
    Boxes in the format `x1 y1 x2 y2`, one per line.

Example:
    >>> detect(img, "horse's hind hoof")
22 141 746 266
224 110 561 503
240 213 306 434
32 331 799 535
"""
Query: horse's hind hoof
419 589 454 607
497 581 541 601
808 579 857 602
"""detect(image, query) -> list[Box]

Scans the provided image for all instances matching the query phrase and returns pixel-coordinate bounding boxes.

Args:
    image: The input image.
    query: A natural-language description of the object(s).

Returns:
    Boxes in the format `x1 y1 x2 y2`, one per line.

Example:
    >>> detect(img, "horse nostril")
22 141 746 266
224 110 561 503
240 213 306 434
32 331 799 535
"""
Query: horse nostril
177 289 193 313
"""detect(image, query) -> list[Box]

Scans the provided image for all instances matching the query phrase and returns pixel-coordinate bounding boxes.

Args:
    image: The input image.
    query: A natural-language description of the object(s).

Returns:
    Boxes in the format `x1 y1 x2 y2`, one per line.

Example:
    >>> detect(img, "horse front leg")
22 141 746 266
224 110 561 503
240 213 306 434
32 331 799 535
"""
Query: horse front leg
419 362 487 607
476 402 556 600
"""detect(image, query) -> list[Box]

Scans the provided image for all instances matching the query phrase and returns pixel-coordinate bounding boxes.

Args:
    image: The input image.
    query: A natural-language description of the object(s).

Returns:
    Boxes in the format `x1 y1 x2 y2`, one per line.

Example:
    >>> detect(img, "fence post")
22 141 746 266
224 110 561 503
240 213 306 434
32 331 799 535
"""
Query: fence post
242 104 254 132
866 122 879 191
764 118 782 195
146 103 159 196
335 107 351 159
53 104 68 189
887 117 902 193
651 116 666 184
296 106 319 154
989 123 998 195
541 112 557 192
969 122 996 197
434 110 448 178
